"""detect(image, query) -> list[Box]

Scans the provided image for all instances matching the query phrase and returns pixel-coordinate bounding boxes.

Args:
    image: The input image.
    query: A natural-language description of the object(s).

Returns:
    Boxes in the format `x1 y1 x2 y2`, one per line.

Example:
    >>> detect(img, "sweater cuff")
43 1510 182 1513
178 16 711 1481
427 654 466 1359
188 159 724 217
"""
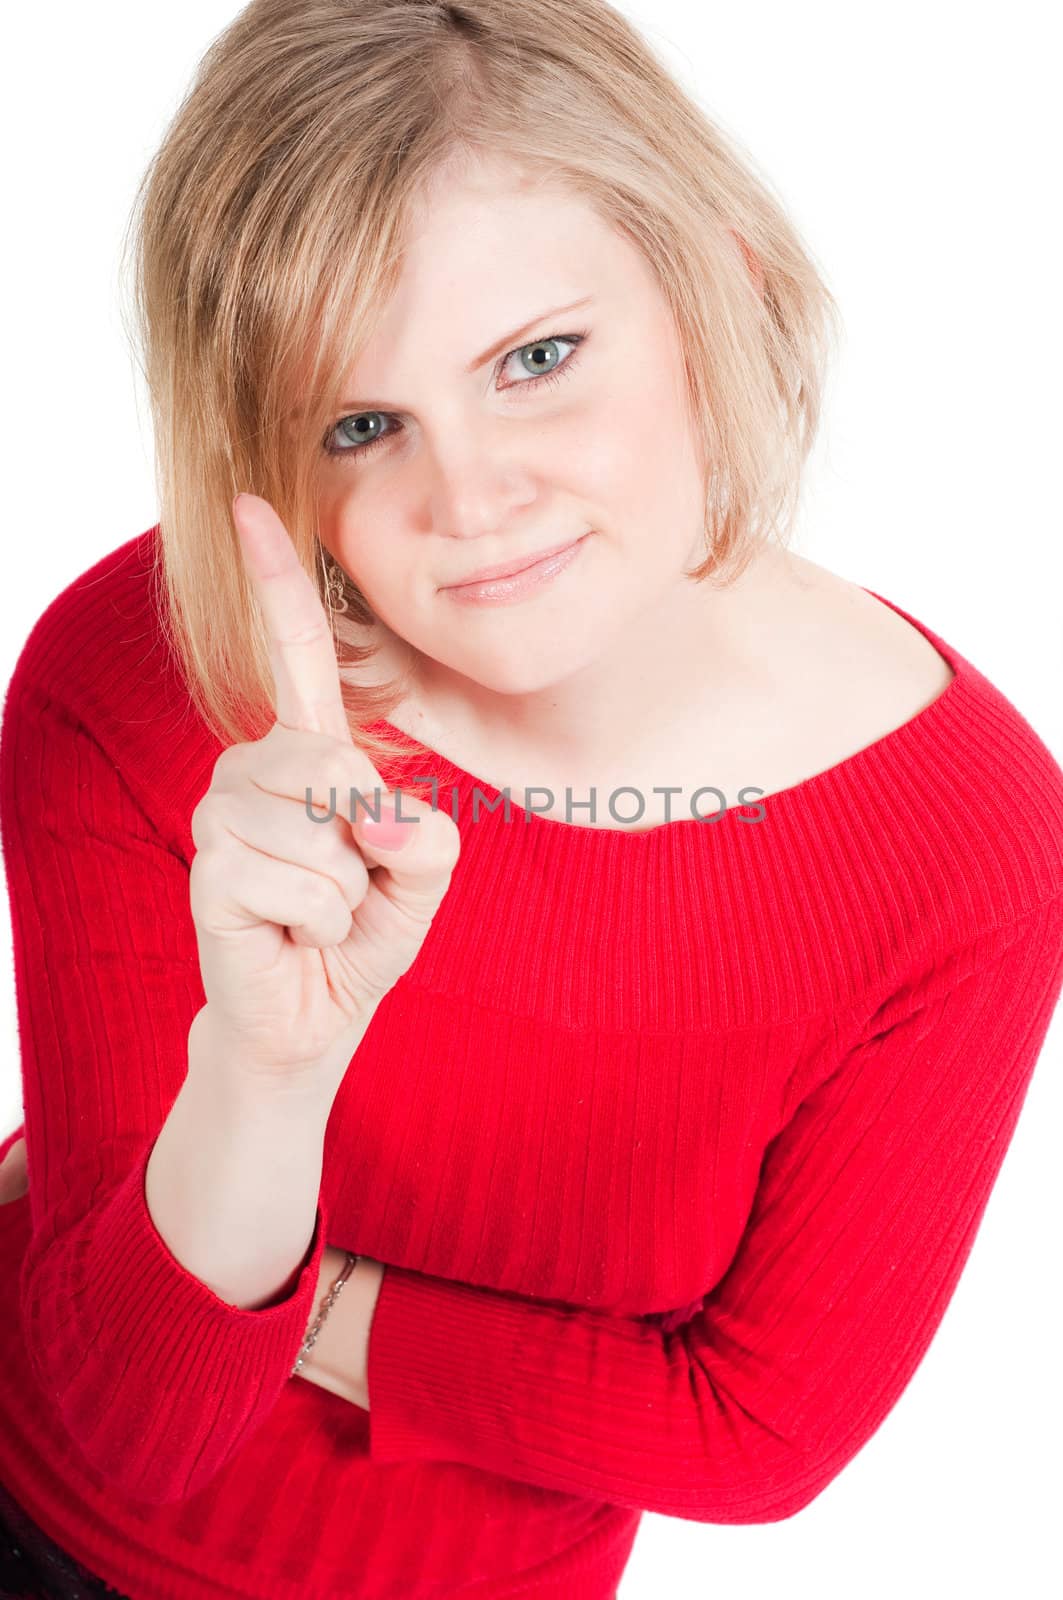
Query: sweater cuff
367 1263 522 1465
92 1142 330 1376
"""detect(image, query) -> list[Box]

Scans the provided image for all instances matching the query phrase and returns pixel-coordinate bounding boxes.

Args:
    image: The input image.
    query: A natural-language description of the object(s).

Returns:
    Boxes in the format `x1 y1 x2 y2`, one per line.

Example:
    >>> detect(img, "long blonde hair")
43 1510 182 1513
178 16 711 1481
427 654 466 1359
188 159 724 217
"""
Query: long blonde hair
122 0 843 767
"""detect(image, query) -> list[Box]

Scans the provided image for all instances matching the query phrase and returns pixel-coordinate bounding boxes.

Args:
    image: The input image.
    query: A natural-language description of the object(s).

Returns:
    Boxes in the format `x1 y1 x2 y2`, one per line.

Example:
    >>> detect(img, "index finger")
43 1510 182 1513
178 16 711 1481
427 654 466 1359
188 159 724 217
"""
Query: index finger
233 492 353 742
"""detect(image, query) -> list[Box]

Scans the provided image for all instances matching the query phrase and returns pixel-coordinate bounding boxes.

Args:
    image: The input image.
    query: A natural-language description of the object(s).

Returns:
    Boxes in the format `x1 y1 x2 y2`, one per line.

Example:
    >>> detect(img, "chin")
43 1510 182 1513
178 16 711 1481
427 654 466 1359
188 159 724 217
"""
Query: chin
446 653 585 700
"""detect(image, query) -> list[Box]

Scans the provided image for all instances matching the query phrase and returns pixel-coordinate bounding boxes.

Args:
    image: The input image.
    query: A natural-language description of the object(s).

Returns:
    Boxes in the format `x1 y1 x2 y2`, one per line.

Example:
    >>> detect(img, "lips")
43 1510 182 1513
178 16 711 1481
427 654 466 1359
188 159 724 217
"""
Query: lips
440 536 586 589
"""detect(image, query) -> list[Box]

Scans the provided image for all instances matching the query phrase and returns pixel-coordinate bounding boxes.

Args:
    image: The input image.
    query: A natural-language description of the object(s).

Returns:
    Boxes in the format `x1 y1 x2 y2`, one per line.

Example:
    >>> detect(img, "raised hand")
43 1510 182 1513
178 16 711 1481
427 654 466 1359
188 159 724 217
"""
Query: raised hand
187 493 460 1087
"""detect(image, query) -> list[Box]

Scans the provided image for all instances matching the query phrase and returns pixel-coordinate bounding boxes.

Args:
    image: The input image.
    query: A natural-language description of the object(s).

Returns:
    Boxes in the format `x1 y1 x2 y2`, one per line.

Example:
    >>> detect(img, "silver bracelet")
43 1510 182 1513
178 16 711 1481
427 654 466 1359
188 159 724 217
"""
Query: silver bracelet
291 1251 359 1378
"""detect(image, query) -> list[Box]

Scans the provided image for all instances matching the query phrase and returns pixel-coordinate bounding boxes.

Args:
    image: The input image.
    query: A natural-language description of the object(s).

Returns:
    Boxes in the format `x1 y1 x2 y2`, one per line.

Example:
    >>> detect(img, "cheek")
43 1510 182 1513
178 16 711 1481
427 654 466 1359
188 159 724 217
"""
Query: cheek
557 380 639 499
574 381 680 513
325 485 402 585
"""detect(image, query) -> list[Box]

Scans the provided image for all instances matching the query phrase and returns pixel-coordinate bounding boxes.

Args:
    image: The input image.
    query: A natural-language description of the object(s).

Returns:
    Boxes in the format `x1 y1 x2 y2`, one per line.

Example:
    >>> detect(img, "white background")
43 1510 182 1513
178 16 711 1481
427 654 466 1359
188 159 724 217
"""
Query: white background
1 3 1060 1596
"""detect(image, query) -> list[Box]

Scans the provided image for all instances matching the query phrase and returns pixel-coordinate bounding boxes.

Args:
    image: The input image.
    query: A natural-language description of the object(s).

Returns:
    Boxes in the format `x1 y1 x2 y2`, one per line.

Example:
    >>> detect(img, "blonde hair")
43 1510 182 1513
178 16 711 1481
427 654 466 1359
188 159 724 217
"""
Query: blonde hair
122 0 843 768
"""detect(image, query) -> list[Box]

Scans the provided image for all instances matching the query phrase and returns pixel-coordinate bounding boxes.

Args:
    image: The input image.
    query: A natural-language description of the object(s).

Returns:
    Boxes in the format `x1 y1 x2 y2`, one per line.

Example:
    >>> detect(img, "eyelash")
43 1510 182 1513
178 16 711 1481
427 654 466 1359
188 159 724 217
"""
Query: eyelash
321 330 589 463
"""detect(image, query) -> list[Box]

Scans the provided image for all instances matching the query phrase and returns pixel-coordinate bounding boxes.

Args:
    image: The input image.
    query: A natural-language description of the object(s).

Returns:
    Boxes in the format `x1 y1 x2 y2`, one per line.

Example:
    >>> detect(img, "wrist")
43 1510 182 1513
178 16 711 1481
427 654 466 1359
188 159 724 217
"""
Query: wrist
312 1246 353 1322
188 1006 344 1108
295 1248 384 1406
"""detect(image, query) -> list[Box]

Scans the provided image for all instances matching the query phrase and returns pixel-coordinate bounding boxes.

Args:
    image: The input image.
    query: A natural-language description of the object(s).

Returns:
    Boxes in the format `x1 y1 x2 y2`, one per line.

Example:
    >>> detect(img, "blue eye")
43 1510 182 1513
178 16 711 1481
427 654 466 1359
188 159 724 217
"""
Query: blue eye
322 330 588 463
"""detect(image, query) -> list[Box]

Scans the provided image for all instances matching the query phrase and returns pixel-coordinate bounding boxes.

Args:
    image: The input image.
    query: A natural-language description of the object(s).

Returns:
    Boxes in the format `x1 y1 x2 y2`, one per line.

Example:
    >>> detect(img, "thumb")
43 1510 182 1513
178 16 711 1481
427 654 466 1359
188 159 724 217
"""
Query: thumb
347 786 460 950
356 797 418 851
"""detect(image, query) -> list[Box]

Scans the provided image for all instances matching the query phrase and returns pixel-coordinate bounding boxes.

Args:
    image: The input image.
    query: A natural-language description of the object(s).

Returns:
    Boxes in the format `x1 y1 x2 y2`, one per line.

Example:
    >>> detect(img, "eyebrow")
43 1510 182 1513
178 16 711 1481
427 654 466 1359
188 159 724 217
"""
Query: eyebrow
330 294 595 413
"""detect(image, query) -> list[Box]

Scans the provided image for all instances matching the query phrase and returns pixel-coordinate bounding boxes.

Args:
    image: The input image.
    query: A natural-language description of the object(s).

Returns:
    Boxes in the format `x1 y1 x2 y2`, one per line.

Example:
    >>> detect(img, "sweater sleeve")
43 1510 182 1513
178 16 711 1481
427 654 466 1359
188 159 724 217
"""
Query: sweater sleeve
366 889 1063 1521
0 671 330 1506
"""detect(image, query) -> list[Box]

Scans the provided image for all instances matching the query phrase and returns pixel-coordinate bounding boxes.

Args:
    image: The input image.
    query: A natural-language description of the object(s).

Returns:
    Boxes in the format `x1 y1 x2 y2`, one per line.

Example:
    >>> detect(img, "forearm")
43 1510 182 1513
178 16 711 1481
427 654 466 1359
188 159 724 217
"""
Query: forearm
144 1004 338 1310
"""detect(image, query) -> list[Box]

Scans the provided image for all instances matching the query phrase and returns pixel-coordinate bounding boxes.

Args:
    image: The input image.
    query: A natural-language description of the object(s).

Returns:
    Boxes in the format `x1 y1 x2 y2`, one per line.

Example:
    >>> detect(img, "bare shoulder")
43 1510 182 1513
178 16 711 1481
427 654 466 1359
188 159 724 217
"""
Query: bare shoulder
784 553 956 706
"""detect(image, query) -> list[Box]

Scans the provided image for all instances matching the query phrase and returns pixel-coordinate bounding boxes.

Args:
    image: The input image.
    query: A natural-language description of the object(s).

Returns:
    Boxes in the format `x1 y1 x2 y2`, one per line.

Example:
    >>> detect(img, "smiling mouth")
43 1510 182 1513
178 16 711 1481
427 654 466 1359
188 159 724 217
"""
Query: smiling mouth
439 535 588 590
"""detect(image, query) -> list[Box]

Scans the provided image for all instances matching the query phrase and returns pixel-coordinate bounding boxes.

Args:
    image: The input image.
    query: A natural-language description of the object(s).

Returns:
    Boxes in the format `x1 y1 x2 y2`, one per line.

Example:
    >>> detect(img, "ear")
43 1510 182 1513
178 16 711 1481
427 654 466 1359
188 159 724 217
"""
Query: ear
729 229 766 296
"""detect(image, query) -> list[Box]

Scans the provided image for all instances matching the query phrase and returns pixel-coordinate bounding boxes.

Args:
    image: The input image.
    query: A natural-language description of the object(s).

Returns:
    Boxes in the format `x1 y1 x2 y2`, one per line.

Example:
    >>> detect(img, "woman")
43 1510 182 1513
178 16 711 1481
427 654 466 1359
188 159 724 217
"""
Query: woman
1 1 1062 1597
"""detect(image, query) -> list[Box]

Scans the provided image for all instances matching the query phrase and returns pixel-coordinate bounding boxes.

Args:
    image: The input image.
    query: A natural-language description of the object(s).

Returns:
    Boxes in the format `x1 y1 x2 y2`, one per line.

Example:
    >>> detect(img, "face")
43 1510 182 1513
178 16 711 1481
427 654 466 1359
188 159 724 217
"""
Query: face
316 152 709 701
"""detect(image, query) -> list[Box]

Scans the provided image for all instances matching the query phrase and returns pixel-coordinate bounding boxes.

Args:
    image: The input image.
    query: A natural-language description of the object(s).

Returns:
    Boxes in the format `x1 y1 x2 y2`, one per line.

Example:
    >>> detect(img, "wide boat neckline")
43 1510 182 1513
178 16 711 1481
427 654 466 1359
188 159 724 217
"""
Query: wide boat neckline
366 587 971 846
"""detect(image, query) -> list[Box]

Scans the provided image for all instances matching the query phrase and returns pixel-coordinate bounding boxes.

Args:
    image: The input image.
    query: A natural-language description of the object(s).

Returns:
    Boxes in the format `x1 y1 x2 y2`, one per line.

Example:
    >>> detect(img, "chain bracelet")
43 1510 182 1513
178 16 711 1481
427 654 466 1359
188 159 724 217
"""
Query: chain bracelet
291 1251 359 1378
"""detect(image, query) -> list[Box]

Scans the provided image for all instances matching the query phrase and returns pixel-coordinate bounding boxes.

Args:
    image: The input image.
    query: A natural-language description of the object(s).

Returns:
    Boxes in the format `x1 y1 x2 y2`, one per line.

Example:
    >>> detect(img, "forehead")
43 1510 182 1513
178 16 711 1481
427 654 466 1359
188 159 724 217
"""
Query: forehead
399 155 613 282
360 161 655 357
288 155 670 420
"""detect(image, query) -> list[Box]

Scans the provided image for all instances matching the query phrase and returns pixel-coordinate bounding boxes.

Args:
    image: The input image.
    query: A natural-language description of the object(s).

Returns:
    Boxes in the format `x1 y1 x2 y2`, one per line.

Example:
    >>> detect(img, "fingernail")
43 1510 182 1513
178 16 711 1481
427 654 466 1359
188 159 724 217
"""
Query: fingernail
359 797 417 850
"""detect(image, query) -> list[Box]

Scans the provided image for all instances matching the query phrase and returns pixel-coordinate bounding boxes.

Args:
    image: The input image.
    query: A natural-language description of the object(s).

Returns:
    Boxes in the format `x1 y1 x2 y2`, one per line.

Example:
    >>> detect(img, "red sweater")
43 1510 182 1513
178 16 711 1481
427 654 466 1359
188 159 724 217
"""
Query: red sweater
1 527 1062 1600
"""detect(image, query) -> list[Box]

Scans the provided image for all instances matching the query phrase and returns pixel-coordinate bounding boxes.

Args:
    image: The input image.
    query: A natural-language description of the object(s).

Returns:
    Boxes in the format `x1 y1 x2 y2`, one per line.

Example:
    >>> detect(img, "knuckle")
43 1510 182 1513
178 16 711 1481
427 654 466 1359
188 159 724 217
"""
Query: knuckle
335 740 376 791
305 872 340 913
282 616 331 649
187 850 216 921
189 843 221 888
340 856 371 907
190 798 212 849
321 748 359 803
415 804 462 867
191 793 229 850
433 811 463 867
260 720 307 763
212 743 246 784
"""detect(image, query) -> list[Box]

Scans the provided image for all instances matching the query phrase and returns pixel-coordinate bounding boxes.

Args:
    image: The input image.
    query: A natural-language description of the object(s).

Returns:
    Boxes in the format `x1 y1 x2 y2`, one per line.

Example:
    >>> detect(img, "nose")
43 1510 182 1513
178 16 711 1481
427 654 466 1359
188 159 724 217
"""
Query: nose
421 420 538 541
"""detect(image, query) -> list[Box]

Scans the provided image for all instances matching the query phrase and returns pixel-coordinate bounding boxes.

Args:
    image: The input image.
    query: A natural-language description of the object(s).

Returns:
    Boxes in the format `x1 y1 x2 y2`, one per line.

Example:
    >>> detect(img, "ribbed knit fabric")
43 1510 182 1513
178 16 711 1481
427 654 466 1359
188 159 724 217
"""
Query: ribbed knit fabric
1 526 1062 1600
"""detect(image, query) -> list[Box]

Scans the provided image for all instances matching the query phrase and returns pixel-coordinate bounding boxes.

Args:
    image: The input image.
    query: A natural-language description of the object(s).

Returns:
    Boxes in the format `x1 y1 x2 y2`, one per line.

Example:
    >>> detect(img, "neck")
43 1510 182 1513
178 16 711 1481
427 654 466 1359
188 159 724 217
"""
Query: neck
394 539 812 777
